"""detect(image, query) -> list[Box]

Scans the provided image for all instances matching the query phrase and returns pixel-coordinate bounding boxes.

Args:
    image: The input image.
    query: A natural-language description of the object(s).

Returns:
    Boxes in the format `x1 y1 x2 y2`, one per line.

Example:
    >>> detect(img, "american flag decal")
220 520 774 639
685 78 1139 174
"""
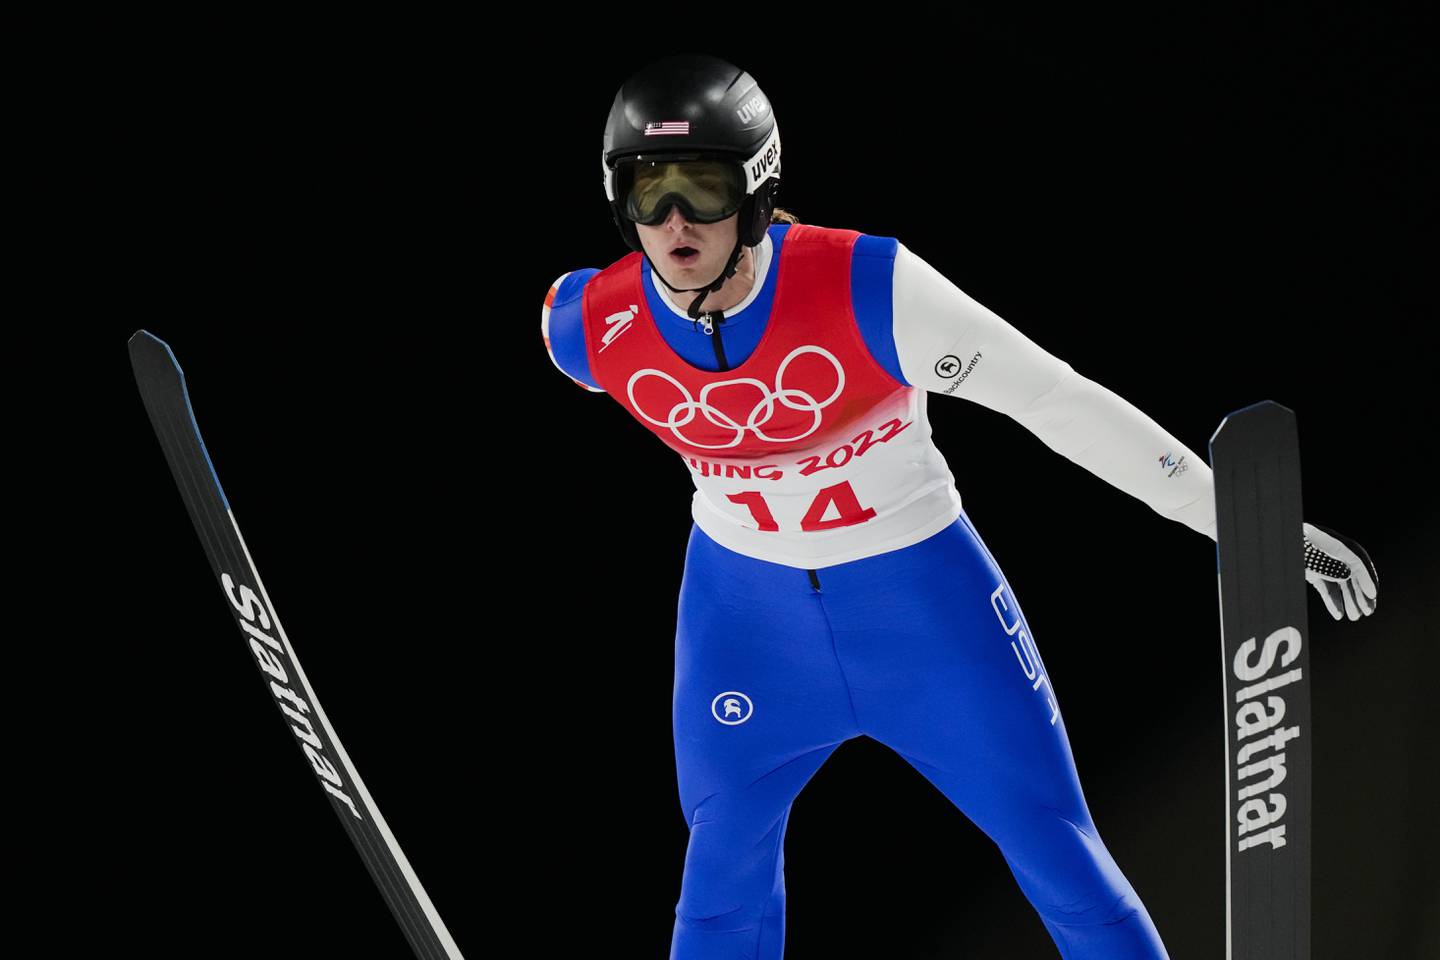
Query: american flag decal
645 121 690 136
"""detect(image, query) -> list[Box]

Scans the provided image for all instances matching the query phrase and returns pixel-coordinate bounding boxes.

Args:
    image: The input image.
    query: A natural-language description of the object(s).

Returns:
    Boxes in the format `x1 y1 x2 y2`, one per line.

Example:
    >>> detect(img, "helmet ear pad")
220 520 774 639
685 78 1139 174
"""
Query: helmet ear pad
740 176 780 247
611 203 643 252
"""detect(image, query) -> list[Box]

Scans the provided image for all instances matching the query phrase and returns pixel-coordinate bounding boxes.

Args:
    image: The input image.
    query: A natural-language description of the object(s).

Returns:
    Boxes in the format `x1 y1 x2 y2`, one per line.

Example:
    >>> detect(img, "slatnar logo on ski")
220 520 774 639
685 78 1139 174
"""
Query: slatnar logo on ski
1229 624 1302 852
222 571 364 820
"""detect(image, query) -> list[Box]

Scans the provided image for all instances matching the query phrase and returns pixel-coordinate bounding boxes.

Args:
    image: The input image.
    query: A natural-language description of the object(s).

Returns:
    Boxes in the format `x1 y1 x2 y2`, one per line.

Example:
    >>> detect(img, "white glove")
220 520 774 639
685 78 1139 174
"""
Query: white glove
1303 522 1379 621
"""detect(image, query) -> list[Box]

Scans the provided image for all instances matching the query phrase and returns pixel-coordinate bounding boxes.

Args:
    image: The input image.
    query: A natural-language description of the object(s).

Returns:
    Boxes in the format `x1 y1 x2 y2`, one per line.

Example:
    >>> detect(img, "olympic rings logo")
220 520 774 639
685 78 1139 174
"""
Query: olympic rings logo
625 345 845 449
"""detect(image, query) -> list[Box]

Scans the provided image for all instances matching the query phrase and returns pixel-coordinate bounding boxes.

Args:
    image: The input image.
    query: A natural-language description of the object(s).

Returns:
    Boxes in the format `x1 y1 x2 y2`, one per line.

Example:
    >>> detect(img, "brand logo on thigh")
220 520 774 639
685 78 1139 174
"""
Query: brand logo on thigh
990 583 1060 726
711 691 754 725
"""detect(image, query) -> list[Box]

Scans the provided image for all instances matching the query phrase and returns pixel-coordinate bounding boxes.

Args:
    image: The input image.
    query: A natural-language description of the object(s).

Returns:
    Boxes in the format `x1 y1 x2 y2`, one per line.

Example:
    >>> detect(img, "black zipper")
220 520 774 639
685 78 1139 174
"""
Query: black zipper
699 312 730 369
697 309 813 590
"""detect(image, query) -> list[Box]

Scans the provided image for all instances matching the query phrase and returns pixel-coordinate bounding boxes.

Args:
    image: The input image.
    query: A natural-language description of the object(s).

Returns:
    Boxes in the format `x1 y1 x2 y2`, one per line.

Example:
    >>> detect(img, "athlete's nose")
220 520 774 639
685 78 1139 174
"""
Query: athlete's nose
663 205 693 230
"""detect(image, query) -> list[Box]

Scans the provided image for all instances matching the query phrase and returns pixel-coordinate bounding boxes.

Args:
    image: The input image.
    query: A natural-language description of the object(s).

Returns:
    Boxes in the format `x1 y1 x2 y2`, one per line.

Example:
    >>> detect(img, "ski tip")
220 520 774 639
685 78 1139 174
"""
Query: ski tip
1223 399 1293 420
128 330 230 513
1208 399 1298 451
128 329 185 377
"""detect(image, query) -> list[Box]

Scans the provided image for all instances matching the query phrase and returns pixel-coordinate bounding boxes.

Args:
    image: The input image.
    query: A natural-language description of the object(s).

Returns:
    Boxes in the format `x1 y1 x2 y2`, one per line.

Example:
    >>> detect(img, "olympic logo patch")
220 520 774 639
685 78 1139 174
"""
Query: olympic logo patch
626 345 845 449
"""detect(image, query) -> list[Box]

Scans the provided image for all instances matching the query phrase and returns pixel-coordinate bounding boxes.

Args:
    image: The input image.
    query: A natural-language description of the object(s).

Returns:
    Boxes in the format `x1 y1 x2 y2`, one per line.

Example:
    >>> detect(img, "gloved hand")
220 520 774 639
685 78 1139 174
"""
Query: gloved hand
1303 522 1379 621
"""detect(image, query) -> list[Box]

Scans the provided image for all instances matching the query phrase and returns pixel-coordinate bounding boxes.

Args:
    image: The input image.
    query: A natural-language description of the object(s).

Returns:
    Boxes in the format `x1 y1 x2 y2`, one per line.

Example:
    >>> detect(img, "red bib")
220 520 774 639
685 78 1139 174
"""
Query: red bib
579 223 962 569
582 224 902 456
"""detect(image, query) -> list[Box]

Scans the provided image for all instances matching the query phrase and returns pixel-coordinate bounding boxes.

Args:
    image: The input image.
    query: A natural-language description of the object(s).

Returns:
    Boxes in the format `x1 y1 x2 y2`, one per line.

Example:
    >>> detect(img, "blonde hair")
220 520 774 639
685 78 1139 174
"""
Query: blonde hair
770 206 800 224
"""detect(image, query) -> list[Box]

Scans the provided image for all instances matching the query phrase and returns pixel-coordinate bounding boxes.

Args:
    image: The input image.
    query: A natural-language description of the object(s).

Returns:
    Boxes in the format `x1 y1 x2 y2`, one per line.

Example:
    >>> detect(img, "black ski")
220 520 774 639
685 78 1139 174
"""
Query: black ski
128 330 463 960
1209 400 1312 960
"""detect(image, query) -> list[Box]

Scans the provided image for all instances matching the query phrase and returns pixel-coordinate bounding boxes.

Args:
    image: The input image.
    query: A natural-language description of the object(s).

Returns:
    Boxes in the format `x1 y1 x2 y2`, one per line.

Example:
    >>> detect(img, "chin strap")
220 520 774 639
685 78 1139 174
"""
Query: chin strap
648 236 748 321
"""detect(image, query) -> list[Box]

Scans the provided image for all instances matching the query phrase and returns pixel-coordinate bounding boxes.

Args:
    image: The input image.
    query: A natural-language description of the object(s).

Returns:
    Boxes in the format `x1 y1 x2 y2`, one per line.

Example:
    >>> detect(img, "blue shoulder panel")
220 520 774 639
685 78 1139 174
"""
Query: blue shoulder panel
850 234 908 386
546 268 602 389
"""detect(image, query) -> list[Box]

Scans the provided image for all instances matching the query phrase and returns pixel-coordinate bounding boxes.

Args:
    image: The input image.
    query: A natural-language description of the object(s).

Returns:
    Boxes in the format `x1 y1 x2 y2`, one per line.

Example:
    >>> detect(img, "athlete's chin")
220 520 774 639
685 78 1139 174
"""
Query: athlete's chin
674 260 717 277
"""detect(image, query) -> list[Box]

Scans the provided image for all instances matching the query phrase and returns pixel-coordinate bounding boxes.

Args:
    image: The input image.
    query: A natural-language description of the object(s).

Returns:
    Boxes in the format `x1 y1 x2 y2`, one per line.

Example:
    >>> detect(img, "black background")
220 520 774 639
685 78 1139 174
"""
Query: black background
60 8 1438 958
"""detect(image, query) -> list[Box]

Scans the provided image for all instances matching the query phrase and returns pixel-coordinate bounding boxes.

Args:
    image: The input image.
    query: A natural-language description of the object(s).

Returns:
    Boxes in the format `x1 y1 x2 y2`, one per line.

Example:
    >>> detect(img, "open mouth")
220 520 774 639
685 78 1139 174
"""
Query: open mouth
670 246 699 264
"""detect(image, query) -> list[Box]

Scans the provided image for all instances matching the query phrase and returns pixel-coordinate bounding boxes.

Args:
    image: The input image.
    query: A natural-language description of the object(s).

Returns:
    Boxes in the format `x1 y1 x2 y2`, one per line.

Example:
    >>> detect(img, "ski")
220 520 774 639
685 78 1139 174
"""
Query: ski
1209 400 1312 960
128 329 463 960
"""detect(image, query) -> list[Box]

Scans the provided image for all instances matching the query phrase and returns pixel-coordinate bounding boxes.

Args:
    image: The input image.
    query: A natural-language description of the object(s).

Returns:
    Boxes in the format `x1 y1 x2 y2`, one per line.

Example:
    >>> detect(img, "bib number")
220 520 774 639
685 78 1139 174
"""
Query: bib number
727 480 877 532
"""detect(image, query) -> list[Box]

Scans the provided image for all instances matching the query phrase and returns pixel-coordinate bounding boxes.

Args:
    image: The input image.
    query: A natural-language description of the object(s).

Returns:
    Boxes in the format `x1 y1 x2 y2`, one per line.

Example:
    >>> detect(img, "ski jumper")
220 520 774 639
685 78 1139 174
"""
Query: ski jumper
542 223 1216 959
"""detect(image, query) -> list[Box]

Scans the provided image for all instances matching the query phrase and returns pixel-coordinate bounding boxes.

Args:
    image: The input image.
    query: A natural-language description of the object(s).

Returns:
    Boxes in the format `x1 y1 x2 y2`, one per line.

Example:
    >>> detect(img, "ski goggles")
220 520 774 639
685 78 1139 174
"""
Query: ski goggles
613 157 748 225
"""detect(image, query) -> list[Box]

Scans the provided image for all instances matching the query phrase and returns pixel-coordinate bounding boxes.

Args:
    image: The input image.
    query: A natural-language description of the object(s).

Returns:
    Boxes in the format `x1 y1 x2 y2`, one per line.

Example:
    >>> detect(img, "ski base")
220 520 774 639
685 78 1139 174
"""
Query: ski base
1209 400 1312 960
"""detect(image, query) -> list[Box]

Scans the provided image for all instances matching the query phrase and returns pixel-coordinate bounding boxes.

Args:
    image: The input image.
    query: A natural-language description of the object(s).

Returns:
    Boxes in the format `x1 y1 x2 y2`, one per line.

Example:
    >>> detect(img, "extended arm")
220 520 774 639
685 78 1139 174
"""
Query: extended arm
890 241 1218 540
887 241 1378 619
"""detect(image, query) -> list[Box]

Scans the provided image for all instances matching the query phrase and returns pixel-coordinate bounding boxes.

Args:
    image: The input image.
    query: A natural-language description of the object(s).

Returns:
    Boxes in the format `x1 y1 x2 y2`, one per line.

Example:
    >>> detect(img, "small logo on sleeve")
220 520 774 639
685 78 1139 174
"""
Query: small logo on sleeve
936 350 982 393
1159 451 1189 477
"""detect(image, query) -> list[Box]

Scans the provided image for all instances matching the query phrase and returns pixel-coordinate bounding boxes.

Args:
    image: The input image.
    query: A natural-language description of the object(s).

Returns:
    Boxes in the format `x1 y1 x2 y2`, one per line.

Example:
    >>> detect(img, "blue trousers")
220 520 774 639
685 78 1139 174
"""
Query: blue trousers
670 511 1169 959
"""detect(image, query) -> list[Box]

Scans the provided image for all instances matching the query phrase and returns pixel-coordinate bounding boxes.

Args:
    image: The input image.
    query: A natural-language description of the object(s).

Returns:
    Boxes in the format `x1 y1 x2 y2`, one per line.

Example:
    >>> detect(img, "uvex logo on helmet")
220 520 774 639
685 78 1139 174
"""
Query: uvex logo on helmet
736 95 769 126
746 127 781 191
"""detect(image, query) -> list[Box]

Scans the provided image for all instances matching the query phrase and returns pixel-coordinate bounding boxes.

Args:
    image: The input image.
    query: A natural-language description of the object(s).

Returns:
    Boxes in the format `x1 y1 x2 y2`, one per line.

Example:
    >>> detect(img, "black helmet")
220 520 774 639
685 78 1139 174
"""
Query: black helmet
601 53 782 319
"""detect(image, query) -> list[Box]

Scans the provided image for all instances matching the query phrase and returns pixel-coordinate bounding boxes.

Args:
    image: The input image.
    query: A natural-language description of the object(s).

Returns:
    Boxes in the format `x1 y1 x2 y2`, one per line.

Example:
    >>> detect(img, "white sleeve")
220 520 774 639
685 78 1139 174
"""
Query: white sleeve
891 241 1218 541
